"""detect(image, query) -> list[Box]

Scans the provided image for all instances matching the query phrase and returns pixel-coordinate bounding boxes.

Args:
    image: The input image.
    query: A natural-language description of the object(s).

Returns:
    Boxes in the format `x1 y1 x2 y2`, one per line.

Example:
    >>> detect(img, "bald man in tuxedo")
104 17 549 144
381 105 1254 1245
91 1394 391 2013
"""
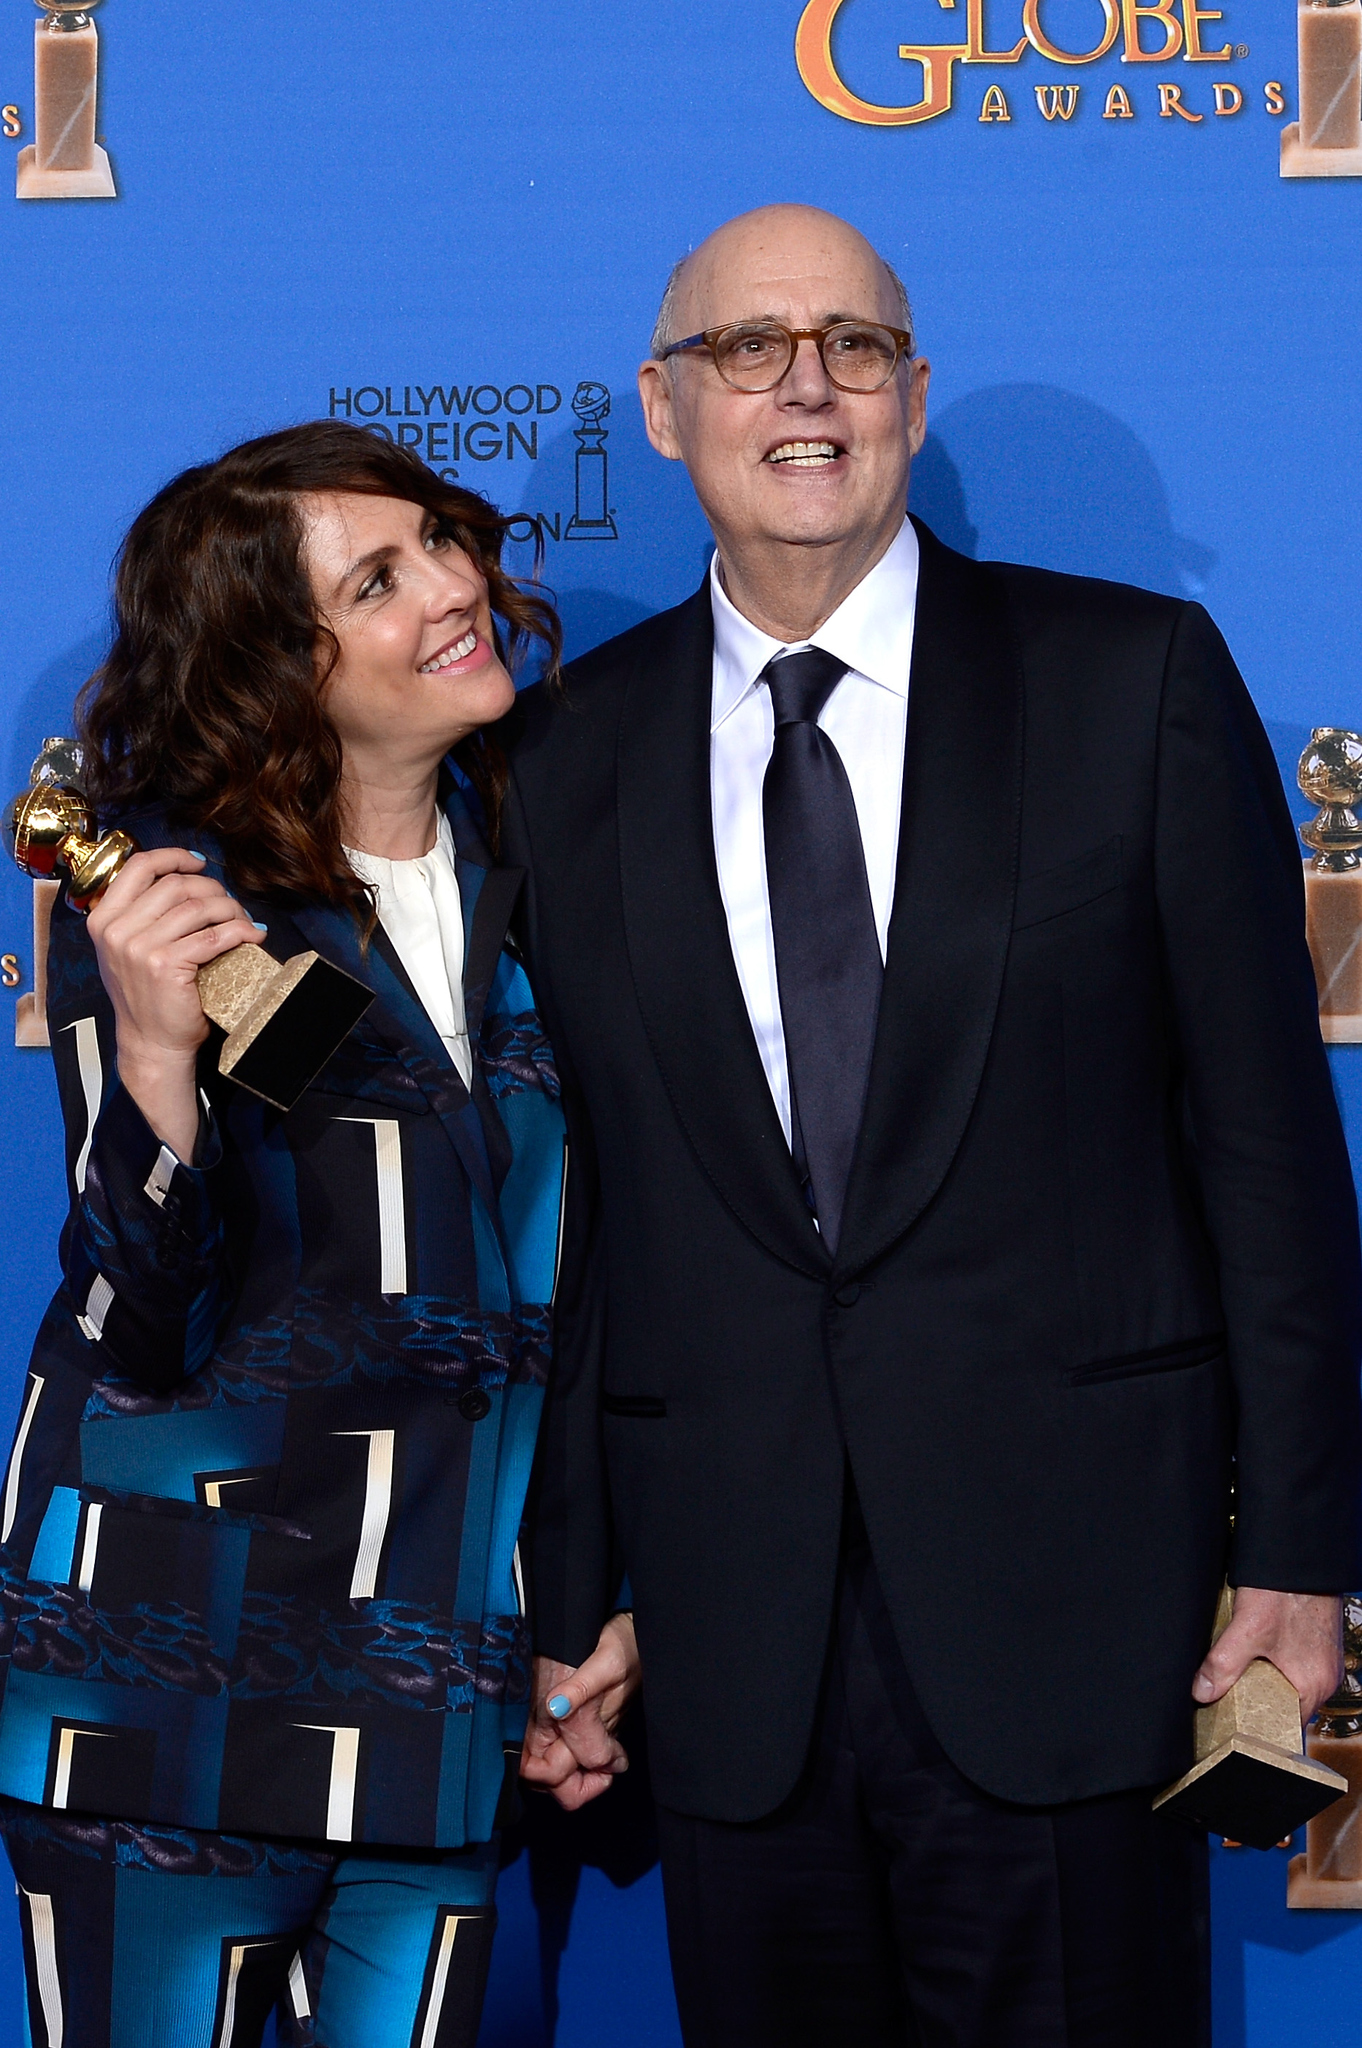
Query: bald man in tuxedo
505 205 1362 2046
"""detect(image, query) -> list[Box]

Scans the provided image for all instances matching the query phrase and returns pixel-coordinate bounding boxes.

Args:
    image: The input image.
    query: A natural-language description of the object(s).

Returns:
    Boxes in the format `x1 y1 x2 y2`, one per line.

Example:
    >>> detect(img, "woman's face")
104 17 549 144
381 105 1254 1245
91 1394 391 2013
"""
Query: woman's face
301 491 516 770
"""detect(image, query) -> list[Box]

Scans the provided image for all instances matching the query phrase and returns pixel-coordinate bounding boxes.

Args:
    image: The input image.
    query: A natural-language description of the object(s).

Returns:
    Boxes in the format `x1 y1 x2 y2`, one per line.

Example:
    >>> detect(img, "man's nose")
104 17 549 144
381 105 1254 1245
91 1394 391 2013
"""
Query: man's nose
780 336 834 404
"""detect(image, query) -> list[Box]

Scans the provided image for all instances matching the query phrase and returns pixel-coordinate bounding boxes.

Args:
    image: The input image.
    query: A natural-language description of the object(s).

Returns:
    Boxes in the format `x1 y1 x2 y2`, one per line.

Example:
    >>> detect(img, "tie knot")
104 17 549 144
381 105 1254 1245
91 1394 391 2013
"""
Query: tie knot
762 647 848 730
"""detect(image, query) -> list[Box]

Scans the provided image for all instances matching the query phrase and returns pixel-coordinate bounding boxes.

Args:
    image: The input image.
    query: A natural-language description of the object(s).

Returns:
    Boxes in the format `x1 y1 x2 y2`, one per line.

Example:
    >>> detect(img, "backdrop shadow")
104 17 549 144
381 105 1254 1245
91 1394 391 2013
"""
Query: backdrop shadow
913 385 1216 601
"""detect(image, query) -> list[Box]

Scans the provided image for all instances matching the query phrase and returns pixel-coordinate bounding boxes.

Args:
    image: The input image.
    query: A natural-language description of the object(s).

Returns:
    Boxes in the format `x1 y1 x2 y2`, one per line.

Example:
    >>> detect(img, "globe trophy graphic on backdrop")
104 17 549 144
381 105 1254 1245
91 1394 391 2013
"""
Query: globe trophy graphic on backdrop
1282 0 1362 178
1287 1594 1362 1905
564 382 619 540
1298 727 1362 1039
5 740 374 1111
17 0 116 199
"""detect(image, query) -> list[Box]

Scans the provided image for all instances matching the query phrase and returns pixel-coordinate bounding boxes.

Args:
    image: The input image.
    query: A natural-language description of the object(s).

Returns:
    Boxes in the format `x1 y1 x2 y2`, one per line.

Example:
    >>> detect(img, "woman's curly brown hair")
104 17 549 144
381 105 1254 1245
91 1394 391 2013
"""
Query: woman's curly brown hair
77 420 561 919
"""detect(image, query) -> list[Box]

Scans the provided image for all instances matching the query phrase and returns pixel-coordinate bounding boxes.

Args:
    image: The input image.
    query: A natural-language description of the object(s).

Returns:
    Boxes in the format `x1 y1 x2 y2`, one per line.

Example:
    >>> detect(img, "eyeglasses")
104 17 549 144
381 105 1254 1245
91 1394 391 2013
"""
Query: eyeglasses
659 320 915 394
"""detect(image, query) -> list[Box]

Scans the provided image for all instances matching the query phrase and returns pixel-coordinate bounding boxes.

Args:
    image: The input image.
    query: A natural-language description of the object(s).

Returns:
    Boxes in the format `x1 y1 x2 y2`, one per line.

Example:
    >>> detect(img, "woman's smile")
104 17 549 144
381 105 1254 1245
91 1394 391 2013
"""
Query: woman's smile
420 627 490 675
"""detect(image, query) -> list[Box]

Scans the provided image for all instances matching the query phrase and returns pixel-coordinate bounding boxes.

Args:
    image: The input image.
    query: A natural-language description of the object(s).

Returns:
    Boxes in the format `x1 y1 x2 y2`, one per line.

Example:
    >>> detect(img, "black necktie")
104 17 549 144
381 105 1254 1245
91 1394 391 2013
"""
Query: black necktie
761 648 883 1254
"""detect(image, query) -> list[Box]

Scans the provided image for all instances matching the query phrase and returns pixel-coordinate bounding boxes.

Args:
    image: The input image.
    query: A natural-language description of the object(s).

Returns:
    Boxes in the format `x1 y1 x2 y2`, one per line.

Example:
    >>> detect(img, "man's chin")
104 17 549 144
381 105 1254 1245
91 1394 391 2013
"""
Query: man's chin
738 480 903 553
752 519 870 552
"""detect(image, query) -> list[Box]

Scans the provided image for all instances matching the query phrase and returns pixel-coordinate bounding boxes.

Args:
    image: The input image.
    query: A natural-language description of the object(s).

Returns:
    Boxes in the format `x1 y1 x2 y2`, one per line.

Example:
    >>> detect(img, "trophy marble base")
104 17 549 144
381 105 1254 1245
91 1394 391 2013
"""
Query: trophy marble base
195 945 372 1113
1157 1737 1347 1848
1280 123 1362 177
1305 864 1362 1036
1154 1655 1347 1849
14 994 46 1047
1286 1857 1362 1906
16 143 116 200
14 880 58 1049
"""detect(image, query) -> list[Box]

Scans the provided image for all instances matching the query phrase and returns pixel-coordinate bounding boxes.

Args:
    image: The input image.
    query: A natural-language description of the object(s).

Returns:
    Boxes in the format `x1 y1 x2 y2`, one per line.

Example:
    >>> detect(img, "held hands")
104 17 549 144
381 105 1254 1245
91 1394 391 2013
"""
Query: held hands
1193 1586 1343 1723
86 848 264 1159
521 1612 642 1811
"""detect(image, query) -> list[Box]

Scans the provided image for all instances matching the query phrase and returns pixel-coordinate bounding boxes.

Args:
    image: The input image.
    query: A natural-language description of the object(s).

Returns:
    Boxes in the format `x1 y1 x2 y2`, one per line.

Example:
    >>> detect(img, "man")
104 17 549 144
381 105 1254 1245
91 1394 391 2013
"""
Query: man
505 205 1361 2043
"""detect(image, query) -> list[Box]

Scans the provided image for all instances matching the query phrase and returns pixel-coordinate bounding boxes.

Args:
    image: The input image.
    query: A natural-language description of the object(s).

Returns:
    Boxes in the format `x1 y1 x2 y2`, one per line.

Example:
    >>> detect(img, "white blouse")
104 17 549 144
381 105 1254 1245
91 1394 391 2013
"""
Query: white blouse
345 811 473 1087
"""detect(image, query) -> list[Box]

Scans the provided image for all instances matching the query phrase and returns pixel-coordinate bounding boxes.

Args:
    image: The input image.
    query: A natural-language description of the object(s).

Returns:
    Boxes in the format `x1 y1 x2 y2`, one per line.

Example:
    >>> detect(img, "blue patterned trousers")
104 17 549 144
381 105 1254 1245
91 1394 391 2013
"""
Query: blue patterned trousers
0 1801 499 2048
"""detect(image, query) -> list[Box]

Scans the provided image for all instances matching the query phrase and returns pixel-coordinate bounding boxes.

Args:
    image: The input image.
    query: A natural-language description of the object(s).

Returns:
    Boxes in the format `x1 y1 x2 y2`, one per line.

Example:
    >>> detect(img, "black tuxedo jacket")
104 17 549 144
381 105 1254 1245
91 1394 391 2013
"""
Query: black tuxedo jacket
502 519 1362 1821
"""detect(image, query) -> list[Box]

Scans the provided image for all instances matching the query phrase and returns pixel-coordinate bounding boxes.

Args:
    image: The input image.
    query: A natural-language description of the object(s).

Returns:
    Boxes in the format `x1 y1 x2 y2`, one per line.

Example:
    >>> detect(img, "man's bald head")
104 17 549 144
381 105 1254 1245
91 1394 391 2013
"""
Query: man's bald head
635 201 930 641
650 205 913 358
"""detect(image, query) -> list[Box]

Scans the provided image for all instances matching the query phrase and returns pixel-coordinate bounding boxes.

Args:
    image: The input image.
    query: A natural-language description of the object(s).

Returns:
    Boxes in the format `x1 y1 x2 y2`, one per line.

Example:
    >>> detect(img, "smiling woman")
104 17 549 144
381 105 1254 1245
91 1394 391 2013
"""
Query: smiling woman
0 422 567 2048
79 423 560 909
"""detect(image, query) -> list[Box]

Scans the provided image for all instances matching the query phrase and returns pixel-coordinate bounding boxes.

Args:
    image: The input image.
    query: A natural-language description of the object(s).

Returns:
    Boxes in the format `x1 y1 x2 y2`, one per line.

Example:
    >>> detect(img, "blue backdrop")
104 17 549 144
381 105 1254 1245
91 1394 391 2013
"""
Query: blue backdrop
0 2 1358 2040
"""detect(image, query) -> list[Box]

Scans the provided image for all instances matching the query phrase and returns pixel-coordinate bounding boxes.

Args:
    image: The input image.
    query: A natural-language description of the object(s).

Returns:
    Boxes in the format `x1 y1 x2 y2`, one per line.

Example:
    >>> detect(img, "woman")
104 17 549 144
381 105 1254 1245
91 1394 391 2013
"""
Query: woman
0 421 565 2047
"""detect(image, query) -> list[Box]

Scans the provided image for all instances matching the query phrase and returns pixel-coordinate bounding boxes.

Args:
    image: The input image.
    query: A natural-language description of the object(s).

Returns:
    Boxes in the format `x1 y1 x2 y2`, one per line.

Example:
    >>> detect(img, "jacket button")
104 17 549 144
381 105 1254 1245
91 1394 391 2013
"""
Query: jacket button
833 1283 861 1308
458 1387 492 1422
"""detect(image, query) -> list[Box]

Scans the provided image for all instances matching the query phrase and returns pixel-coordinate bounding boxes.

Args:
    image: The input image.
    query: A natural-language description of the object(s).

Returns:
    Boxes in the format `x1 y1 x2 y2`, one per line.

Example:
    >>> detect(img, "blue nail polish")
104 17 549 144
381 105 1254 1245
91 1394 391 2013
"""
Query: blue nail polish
251 921 268 932
547 1694 571 1719
188 850 207 861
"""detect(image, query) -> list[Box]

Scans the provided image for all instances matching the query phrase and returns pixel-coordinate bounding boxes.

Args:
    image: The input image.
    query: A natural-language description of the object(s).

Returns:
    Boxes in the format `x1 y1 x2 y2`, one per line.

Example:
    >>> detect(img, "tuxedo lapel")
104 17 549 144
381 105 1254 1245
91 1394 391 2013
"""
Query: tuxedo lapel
616 585 830 1278
446 778 525 1043
460 865 526 1043
834 522 1024 1278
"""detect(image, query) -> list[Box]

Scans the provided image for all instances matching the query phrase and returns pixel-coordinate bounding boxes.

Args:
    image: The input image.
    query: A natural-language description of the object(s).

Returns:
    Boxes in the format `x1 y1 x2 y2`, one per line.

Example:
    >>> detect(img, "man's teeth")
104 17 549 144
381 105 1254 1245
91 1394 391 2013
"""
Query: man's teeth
767 441 839 467
420 630 478 674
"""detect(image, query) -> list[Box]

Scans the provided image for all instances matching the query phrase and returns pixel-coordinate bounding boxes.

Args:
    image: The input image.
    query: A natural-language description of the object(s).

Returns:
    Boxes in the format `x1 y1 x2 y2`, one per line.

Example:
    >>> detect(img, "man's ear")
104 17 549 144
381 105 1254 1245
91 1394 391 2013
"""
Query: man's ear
637 359 684 462
906 356 931 460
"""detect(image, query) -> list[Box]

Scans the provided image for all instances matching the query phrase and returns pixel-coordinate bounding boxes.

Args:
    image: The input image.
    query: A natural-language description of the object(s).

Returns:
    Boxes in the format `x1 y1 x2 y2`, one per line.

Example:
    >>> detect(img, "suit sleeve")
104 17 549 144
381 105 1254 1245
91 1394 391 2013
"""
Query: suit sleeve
501 766 617 1666
47 892 231 1393
1154 602 1362 1590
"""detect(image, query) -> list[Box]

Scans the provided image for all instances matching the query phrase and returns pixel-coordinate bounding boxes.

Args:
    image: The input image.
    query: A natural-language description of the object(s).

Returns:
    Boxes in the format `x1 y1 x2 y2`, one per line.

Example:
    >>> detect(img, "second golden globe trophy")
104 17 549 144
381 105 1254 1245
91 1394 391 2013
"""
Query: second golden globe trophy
16 0 116 200
4 741 373 1112
1154 1586 1348 1848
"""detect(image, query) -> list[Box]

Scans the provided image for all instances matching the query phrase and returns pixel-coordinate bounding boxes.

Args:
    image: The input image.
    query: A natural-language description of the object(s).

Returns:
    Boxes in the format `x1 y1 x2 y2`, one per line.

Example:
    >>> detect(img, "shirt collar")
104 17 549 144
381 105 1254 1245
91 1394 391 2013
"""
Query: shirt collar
709 516 919 734
345 808 456 892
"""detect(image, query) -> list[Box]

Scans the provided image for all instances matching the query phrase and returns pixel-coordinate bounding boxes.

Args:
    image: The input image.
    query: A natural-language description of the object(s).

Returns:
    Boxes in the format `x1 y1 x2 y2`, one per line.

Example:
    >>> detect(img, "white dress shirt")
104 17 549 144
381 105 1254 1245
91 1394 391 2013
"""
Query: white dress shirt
710 516 919 1143
346 810 474 1087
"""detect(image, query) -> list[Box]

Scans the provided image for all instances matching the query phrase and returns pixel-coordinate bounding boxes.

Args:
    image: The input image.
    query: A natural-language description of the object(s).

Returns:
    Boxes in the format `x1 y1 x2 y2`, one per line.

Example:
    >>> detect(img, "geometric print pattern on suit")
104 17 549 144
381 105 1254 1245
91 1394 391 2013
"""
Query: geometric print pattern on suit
0 774 566 1852
1 1798 500 2048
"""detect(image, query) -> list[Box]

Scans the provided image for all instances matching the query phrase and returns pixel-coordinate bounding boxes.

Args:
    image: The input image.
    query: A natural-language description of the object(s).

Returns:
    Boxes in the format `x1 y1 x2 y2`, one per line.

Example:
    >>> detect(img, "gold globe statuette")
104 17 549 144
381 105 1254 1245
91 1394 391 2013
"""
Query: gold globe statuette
3 741 374 1112
34 0 102 25
5 773 134 913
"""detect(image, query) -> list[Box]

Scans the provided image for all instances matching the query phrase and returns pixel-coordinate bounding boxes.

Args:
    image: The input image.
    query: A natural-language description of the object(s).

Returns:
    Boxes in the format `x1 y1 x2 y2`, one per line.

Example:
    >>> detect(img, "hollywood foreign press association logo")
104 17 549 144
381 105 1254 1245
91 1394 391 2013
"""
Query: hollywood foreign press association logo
327 376 620 549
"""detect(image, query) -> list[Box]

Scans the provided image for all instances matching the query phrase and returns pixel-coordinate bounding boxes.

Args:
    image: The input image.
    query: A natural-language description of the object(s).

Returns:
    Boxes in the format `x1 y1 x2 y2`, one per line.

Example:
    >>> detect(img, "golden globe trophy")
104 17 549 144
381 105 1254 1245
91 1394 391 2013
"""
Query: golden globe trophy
4 741 373 1112
1154 1586 1347 1848
1299 728 1362 1041
16 0 116 201
1288 1596 1362 1905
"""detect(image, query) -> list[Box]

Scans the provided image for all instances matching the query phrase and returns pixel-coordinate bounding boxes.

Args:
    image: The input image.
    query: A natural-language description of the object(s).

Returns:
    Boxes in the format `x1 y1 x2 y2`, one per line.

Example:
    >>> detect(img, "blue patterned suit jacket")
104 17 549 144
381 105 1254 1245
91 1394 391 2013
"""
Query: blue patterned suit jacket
0 779 566 1849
